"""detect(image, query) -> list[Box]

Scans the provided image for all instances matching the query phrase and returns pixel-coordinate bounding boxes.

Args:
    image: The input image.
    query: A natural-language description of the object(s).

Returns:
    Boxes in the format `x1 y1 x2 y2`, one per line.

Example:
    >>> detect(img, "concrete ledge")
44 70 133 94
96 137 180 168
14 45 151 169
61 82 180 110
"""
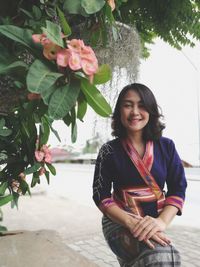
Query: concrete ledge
0 230 98 267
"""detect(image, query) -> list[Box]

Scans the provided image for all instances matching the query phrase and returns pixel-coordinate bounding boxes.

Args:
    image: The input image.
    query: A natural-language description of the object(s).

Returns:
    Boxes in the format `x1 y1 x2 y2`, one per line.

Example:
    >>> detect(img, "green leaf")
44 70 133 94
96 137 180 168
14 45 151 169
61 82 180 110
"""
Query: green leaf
81 0 105 14
27 59 63 93
93 64 112 84
20 180 31 196
48 122 61 142
71 122 77 143
32 5 42 20
40 117 50 145
63 113 71 126
48 80 80 120
46 163 56 175
45 171 50 184
31 172 40 187
11 192 19 209
0 195 13 207
57 7 72 36
0 43 10 63
77 93 87 121
0 61 28 75
0 182 8 196
41 83 57 105
80 78 112 117
70 107 77 143
19 8 34 19
0 25 34 51
42 20 64 48
24 162 41 175
63 0 88 16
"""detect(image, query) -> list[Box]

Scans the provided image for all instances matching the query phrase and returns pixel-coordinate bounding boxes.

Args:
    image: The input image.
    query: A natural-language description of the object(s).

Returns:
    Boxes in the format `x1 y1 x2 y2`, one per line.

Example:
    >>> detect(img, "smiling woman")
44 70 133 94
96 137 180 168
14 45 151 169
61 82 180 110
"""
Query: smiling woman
93 83 187 266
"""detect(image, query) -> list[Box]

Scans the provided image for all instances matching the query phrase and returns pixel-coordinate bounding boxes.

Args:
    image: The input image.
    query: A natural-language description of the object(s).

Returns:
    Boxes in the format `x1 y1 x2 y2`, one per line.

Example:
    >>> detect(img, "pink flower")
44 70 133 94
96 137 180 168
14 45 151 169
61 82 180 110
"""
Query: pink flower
39 167 46 176
68 51 82 70
35 151 45 162
56 49 71 67
44 153 52 164
32 34 45 43
107 0 115 11
67 39 85 53
43 43 61 60
81 58 98 76
40 145 52 164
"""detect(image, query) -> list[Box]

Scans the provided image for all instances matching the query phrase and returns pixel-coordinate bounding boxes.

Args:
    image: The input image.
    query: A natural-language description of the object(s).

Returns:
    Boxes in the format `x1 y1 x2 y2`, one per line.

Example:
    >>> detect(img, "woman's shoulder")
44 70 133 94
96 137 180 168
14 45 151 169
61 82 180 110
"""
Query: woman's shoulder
99 138 120 152
154 136 176 154
158 136 174 145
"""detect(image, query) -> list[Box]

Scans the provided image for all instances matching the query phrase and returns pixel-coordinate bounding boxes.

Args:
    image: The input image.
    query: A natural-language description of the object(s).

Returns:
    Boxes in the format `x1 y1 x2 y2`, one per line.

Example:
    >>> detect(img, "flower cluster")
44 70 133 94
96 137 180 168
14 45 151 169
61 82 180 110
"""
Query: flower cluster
35 144 52 176
32 35 98 83
35 144 52 164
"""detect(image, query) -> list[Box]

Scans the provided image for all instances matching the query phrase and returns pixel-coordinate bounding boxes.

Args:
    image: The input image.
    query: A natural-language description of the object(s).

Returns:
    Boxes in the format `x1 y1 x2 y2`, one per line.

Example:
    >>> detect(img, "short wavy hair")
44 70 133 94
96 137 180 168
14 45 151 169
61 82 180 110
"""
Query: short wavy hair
111 83 165 141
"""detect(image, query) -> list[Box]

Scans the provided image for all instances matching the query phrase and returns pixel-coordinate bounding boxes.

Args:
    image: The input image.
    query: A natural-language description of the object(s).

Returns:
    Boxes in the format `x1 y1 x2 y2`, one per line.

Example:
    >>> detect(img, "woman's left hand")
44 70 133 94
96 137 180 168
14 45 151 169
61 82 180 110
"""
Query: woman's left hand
132 215 167 241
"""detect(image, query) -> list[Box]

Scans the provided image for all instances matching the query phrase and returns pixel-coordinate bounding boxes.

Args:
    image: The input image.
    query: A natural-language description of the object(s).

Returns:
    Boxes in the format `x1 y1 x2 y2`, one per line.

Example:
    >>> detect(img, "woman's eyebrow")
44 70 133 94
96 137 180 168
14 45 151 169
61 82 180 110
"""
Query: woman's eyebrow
122 99 143 103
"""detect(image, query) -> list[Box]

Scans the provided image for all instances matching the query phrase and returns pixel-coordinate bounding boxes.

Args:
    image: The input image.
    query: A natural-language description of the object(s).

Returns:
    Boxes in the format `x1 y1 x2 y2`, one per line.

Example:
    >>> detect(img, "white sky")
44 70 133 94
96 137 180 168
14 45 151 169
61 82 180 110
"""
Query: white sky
49 38 200 166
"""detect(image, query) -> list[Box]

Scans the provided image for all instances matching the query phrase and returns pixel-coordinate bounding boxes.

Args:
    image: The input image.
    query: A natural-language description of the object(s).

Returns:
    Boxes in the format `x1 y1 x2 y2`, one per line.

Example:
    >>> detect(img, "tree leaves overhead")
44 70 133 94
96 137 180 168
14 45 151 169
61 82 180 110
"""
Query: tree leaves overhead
80 78 112 117
117 0 200 50
0 25 34 51
26 59 63 93
48 80 80 120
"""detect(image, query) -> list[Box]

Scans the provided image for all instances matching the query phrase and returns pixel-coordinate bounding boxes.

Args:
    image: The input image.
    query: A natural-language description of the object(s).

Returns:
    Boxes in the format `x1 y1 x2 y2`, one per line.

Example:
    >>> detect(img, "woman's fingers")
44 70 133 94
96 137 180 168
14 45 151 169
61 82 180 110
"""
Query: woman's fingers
138 223 159 241
156 232 171 244
133 216 153 237
144 239 155 249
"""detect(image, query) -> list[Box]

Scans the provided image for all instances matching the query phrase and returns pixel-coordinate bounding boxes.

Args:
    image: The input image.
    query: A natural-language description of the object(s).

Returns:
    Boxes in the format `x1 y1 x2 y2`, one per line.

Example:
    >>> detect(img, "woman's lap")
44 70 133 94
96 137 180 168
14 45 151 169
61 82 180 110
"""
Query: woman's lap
102 216 181 267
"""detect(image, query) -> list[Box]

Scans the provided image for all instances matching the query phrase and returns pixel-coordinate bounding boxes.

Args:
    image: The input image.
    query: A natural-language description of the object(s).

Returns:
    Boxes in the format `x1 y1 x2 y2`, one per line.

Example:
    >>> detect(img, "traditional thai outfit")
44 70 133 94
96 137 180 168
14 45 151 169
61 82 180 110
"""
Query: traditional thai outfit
93 137 187 266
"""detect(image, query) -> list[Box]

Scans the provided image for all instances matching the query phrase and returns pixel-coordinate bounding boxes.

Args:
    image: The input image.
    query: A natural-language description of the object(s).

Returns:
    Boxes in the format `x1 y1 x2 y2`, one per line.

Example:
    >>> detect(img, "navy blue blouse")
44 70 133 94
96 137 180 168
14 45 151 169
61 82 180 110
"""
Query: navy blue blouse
93 137 187 217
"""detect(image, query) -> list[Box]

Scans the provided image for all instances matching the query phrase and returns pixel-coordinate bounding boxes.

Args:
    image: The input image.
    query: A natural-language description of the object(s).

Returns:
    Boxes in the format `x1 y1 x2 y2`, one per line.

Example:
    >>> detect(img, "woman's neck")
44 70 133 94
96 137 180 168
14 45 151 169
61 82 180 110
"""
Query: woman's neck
127 132 144 146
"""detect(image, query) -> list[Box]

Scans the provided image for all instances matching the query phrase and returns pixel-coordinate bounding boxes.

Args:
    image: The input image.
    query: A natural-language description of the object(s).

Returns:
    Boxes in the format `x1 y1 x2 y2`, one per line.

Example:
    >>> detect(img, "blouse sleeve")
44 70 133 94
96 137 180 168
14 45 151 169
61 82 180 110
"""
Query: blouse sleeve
92 143 118 213
164 139 187 215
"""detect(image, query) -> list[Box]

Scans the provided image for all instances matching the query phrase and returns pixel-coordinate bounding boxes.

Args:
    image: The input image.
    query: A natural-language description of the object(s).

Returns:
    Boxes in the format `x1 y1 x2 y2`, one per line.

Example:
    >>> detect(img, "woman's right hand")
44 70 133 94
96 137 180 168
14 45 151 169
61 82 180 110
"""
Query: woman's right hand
125 215 171 249
145 231 171 249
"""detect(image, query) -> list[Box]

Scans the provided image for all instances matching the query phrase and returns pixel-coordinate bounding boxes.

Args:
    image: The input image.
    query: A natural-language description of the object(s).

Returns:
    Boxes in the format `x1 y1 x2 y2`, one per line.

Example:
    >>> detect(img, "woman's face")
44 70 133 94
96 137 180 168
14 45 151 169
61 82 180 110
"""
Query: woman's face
120 90 150 136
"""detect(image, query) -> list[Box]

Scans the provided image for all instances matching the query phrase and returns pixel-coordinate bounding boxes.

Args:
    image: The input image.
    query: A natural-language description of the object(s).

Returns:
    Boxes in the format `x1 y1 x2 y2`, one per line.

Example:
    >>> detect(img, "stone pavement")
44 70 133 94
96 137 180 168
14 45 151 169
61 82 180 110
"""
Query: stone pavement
66 225 200 267
2 193 200 267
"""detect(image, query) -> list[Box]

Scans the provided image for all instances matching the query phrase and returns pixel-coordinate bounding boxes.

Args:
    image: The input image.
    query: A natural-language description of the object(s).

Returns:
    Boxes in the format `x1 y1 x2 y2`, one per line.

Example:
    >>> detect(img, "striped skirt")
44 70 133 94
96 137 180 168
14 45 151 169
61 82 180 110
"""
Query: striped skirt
102 216 181 267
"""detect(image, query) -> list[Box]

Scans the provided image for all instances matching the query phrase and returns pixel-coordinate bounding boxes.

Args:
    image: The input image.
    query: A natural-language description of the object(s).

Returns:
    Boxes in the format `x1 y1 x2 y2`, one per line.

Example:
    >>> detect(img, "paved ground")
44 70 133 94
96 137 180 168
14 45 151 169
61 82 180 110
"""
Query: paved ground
2 192 200 267
2 163 200 267
66 224 200 267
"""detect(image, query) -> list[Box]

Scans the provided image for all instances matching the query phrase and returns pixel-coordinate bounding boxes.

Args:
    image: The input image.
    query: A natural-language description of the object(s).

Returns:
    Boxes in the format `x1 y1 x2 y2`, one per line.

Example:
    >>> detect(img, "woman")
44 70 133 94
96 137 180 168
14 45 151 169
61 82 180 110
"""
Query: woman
92 83 187 266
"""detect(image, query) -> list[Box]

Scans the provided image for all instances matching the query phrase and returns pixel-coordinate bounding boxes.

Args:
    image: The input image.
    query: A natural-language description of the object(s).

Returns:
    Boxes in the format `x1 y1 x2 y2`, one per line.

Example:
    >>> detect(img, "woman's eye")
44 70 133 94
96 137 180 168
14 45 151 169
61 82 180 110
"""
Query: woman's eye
124 104 132 108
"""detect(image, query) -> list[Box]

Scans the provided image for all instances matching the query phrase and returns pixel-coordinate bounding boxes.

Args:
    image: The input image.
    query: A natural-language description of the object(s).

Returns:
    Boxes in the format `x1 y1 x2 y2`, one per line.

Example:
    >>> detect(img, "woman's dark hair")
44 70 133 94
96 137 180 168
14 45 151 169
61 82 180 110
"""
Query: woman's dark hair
111 83 165 141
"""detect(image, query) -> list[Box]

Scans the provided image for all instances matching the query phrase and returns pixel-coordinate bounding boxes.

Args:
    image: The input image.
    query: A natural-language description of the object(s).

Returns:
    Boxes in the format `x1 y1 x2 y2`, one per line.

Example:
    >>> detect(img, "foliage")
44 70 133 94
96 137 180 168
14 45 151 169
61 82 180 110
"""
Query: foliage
0 0 199 214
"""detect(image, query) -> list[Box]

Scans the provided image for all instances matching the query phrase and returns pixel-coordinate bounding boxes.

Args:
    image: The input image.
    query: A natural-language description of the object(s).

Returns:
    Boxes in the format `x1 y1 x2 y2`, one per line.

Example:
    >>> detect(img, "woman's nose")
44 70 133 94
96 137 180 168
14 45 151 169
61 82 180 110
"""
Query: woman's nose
131 105 139 114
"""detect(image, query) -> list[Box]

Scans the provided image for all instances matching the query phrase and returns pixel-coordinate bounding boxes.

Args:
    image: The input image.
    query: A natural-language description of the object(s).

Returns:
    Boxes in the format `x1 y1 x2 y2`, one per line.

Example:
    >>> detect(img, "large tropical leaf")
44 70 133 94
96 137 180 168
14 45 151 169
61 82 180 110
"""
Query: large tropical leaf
48 80 80 120
56 7 72 36
77 93 87 121
63 0 88 16
81 0 105 14
80 78 112 117
0 195 13 207
0 61 28 75
27 59 63 93
42 20 64 48
0 25 34 51
93 64 112 84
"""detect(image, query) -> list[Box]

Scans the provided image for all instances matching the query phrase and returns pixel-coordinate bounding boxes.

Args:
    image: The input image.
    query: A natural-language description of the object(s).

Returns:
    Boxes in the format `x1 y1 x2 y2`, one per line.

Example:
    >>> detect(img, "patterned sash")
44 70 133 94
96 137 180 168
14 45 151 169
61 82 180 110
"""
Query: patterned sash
121 138 165 215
